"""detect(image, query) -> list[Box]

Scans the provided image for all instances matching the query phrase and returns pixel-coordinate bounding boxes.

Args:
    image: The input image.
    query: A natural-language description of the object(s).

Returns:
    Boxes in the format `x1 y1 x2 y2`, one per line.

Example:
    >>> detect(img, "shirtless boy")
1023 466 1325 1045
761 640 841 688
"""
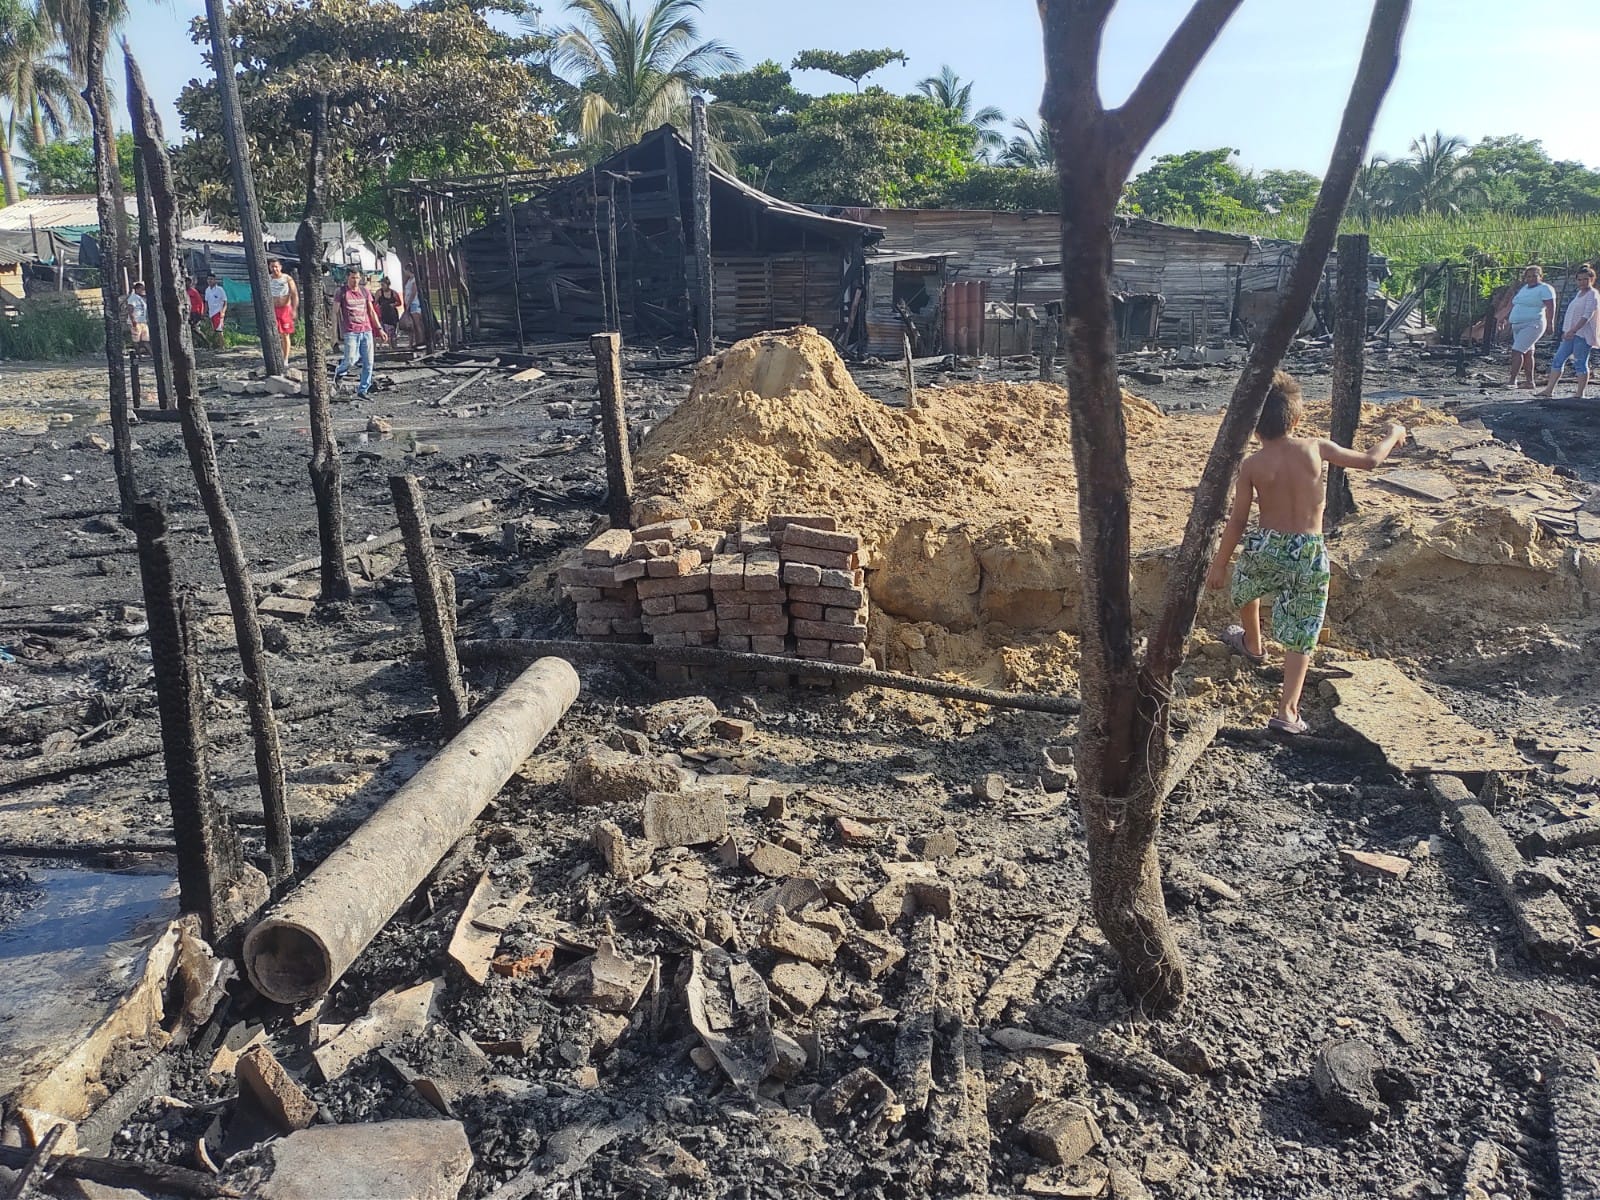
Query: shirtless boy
1205 370 1407 734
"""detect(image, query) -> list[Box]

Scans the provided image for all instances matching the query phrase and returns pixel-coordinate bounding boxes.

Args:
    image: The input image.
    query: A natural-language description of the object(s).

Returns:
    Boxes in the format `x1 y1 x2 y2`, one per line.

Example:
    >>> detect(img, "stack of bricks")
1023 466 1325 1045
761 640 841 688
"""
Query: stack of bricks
709 523 787 655
630 518 723 648
558 528 645 641
773 515 873 668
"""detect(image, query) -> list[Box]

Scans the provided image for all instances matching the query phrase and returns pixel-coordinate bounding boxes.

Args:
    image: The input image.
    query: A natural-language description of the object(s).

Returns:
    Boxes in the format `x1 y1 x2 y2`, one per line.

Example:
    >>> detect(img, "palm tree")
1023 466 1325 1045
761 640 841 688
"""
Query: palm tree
1389 131 1480 215
0 0 85 203
1000 117 1054 170
550 0 750 160
916 65 1004 158
36 0 126 78
1349 153 1393 226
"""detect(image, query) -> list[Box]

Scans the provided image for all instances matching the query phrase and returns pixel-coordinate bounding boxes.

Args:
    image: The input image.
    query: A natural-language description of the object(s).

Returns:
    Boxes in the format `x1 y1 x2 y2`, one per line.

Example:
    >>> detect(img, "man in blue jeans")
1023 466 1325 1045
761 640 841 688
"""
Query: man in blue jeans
333 269 389 398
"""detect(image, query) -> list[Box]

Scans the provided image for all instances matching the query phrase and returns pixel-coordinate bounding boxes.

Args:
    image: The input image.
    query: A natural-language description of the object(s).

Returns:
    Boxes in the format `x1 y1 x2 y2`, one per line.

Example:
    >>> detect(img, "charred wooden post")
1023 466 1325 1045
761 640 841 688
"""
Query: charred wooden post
1326 232 1369 525
1039 316 1059 383
131 150 173 410
389 475 470 733
126 52 294 883
202 0 283 375
85 1 135 525
502 176 526 353
590 332 636 529
134 499 266 944
903 333 918 407
296 93 352 602
691 95 714 356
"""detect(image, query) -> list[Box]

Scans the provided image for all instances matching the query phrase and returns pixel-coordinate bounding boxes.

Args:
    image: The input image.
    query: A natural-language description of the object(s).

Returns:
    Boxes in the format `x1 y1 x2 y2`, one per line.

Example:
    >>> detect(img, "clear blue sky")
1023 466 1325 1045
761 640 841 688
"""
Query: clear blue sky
118 0 1599 175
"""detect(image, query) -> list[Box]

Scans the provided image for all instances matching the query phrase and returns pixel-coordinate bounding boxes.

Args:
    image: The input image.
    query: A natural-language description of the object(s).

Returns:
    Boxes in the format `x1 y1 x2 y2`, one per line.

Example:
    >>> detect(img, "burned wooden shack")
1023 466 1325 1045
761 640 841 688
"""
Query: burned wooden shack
434 127 881 349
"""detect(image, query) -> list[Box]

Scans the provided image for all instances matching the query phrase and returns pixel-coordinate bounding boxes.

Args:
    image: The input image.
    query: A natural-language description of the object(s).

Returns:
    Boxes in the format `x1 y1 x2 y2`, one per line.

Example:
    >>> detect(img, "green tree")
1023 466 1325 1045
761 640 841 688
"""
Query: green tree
765 89 972 207
554 0 747 160
916 65 1003 158
1388 130 1480 215
0 0 84 203
37 0 126 76
706 59 807 184
999 117 1053 169
173 0 561 230
1251 168 1320 213
1465 135 1600 215
27 129 131 192
1127 147 1250 220
790 47 905 92
940 163 1059 210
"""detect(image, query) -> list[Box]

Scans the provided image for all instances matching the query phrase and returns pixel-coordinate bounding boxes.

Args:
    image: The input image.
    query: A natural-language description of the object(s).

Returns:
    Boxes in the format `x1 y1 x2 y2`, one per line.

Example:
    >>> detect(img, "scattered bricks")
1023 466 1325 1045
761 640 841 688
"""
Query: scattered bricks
636 566 712 599
591 820 645 881
715 602 750 620
685 529 725 561
647 549 702 578
752 877 824 918
551 939 654 1013
909 880 955 921
843 928 906 980
641 596 676 616
1021 1101 1102 1166
1339 848 1412 881
818 567 860 590
704 909 738 946
859 883 910 930
799 908 849 947
782 562 824 587
780 523 860 554
565 586 603 603
744 552 782 591
824 606 867 625
644 610 717 634
713 717 756 742
628 538 675 560
753 782 790 819
581 529 634 566
762 910 836 965
607 729 650 755
768 961 828 1014
747 840 806 878
751 635 787 655
792 618 868 645
830 644 871 667
676 593 711 612
796 639 831 660
789 601 824 621
642 788 729 847
973 773 1008 802
567 748 690 806
823 877 862 906
769 513 838 533
786 584 867 608
776 542 857 570
912 828 958 859
719 634 753 652
710 554 747 591
633 518 695 542
836 816 879 847
237 1045 316 1133
634 701 720 734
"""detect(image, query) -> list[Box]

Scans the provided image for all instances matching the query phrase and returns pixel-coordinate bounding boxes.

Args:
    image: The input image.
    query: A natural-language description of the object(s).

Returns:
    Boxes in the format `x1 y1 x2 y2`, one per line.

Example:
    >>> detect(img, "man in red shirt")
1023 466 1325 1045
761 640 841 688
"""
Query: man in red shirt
332 268 388 399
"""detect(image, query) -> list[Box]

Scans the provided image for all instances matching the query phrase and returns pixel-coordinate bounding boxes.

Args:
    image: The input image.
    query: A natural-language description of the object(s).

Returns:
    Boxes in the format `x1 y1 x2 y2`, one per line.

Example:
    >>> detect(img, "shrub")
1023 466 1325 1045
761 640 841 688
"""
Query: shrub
0 299 106 359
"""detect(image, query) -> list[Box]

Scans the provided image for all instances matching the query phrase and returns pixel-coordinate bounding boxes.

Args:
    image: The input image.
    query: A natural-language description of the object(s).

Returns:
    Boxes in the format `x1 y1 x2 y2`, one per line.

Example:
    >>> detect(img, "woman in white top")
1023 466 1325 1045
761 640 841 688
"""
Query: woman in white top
1539 263 1600 401
1505 264 1556 389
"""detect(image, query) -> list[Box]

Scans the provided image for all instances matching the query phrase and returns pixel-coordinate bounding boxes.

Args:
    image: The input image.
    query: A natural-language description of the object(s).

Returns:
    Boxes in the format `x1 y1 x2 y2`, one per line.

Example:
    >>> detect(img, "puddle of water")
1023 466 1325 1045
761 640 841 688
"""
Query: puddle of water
0 863 178 1100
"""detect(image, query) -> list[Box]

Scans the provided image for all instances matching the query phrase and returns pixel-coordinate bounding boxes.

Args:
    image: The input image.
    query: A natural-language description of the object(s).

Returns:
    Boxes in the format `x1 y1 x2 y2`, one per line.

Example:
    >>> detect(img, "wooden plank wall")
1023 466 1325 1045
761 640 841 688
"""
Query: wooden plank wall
712 251 839 339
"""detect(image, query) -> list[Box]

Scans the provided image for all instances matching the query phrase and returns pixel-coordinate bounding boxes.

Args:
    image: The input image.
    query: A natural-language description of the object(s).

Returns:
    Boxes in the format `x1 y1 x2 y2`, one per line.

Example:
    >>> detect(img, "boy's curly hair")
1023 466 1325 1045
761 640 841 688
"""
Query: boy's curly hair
1256 370 1304 440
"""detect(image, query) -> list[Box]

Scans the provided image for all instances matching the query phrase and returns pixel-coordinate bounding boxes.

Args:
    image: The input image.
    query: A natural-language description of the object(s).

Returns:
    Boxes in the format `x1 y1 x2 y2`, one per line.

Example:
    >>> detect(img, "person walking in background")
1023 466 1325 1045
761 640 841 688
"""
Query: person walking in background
1505 264 1556 389
266 257 299 369
203 274 227 335
375 275 401 347
1539 264 1599 401
401 270 429 353
333 268 388 399
125 281 149 345
186 275 213 346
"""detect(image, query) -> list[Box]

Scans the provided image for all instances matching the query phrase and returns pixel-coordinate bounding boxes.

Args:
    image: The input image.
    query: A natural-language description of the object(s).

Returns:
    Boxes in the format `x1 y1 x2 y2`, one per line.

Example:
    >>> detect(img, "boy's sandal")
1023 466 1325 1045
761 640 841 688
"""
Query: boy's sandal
1221 625 1265 664
1267 716 1310 735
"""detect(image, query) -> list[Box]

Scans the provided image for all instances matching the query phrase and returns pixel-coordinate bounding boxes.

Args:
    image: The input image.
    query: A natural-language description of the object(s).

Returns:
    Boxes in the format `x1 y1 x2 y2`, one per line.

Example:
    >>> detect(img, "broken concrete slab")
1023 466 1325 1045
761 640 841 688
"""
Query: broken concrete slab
236 1045 315 1133
761 911 836 966
1374 468 1458 503
1325 658 1529 775
246 1118 473 1200
447 872 529 985
566 748 691 807
642 789 729 847
551 940 653 1014
1412 424 1493 455
1451 444 1525 473
745 840 806 879
1020 1100 1101 1166
591 820 647 880
258 595 317 620
313 979 440 1083
842 928 906 981
768 961 827 1013
633 696 718 735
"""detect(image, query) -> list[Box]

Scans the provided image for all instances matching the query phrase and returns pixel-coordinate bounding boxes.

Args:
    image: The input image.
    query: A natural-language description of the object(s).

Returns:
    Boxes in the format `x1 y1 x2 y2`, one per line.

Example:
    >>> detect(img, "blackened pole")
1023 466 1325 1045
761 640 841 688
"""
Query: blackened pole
127 51 294 882
690 95 713 356
132 152 172 409
1326 232 1369 526
389 475 470 734
134 498 265 944
590 332 634 529
203 0 284 375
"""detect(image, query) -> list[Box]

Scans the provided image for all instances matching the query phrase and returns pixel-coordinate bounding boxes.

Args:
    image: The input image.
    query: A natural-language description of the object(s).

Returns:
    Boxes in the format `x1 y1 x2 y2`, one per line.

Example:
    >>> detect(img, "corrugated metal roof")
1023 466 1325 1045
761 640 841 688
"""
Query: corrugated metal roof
0 194 137 231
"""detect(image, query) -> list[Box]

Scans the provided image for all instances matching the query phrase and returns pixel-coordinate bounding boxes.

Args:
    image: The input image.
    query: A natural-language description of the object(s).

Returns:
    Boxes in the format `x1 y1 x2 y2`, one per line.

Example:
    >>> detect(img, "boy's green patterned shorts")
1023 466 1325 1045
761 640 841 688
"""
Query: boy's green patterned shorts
1229 529 1330 654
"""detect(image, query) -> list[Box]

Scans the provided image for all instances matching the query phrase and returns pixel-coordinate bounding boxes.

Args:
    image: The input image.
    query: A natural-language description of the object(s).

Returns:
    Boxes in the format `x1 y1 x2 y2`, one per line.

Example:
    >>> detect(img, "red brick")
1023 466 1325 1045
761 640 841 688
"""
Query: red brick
777 543 856 570
744 551 781 591
564 585 603 602
718 634 752 652
628 538 675 560
818 567 861 590
750 635 787 655
782 562 823 587
581 529 635 566
830 643 870 666
780 524 860 554
636 567 712 598
641 596 675 616
825 606 866 625
611 618 644 636
576 618 612 636
645 610 717 633
575 600 640 620
713 602 750 620
676 593 710 612
788 601 824 621
633 518 695 541
785 585 866 608
709 554 747 591
795 638 830 658
769 513 837 532
647 549 701 578
718 616 789 636
792 618 868 644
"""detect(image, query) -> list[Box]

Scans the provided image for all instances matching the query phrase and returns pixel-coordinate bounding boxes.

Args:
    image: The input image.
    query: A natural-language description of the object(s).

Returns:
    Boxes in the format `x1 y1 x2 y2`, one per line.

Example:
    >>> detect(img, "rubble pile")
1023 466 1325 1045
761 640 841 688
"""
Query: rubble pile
559 512 876 678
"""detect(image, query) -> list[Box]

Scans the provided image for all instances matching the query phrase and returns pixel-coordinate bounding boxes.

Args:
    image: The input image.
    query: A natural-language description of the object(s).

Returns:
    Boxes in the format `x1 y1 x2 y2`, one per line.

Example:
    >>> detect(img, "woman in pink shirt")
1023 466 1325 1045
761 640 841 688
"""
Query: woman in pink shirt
1540 263 1598 401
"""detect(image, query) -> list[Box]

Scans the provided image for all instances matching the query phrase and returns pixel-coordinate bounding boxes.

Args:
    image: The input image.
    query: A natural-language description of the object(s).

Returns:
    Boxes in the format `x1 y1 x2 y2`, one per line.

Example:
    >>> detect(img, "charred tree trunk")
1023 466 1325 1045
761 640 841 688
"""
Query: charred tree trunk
389 475 470 733
296 94 352 601
1325 232 1370 525
126 52 295 883
203 0 284 375
1041 0 1408 1013
85 1 135 525
132 146 174 410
